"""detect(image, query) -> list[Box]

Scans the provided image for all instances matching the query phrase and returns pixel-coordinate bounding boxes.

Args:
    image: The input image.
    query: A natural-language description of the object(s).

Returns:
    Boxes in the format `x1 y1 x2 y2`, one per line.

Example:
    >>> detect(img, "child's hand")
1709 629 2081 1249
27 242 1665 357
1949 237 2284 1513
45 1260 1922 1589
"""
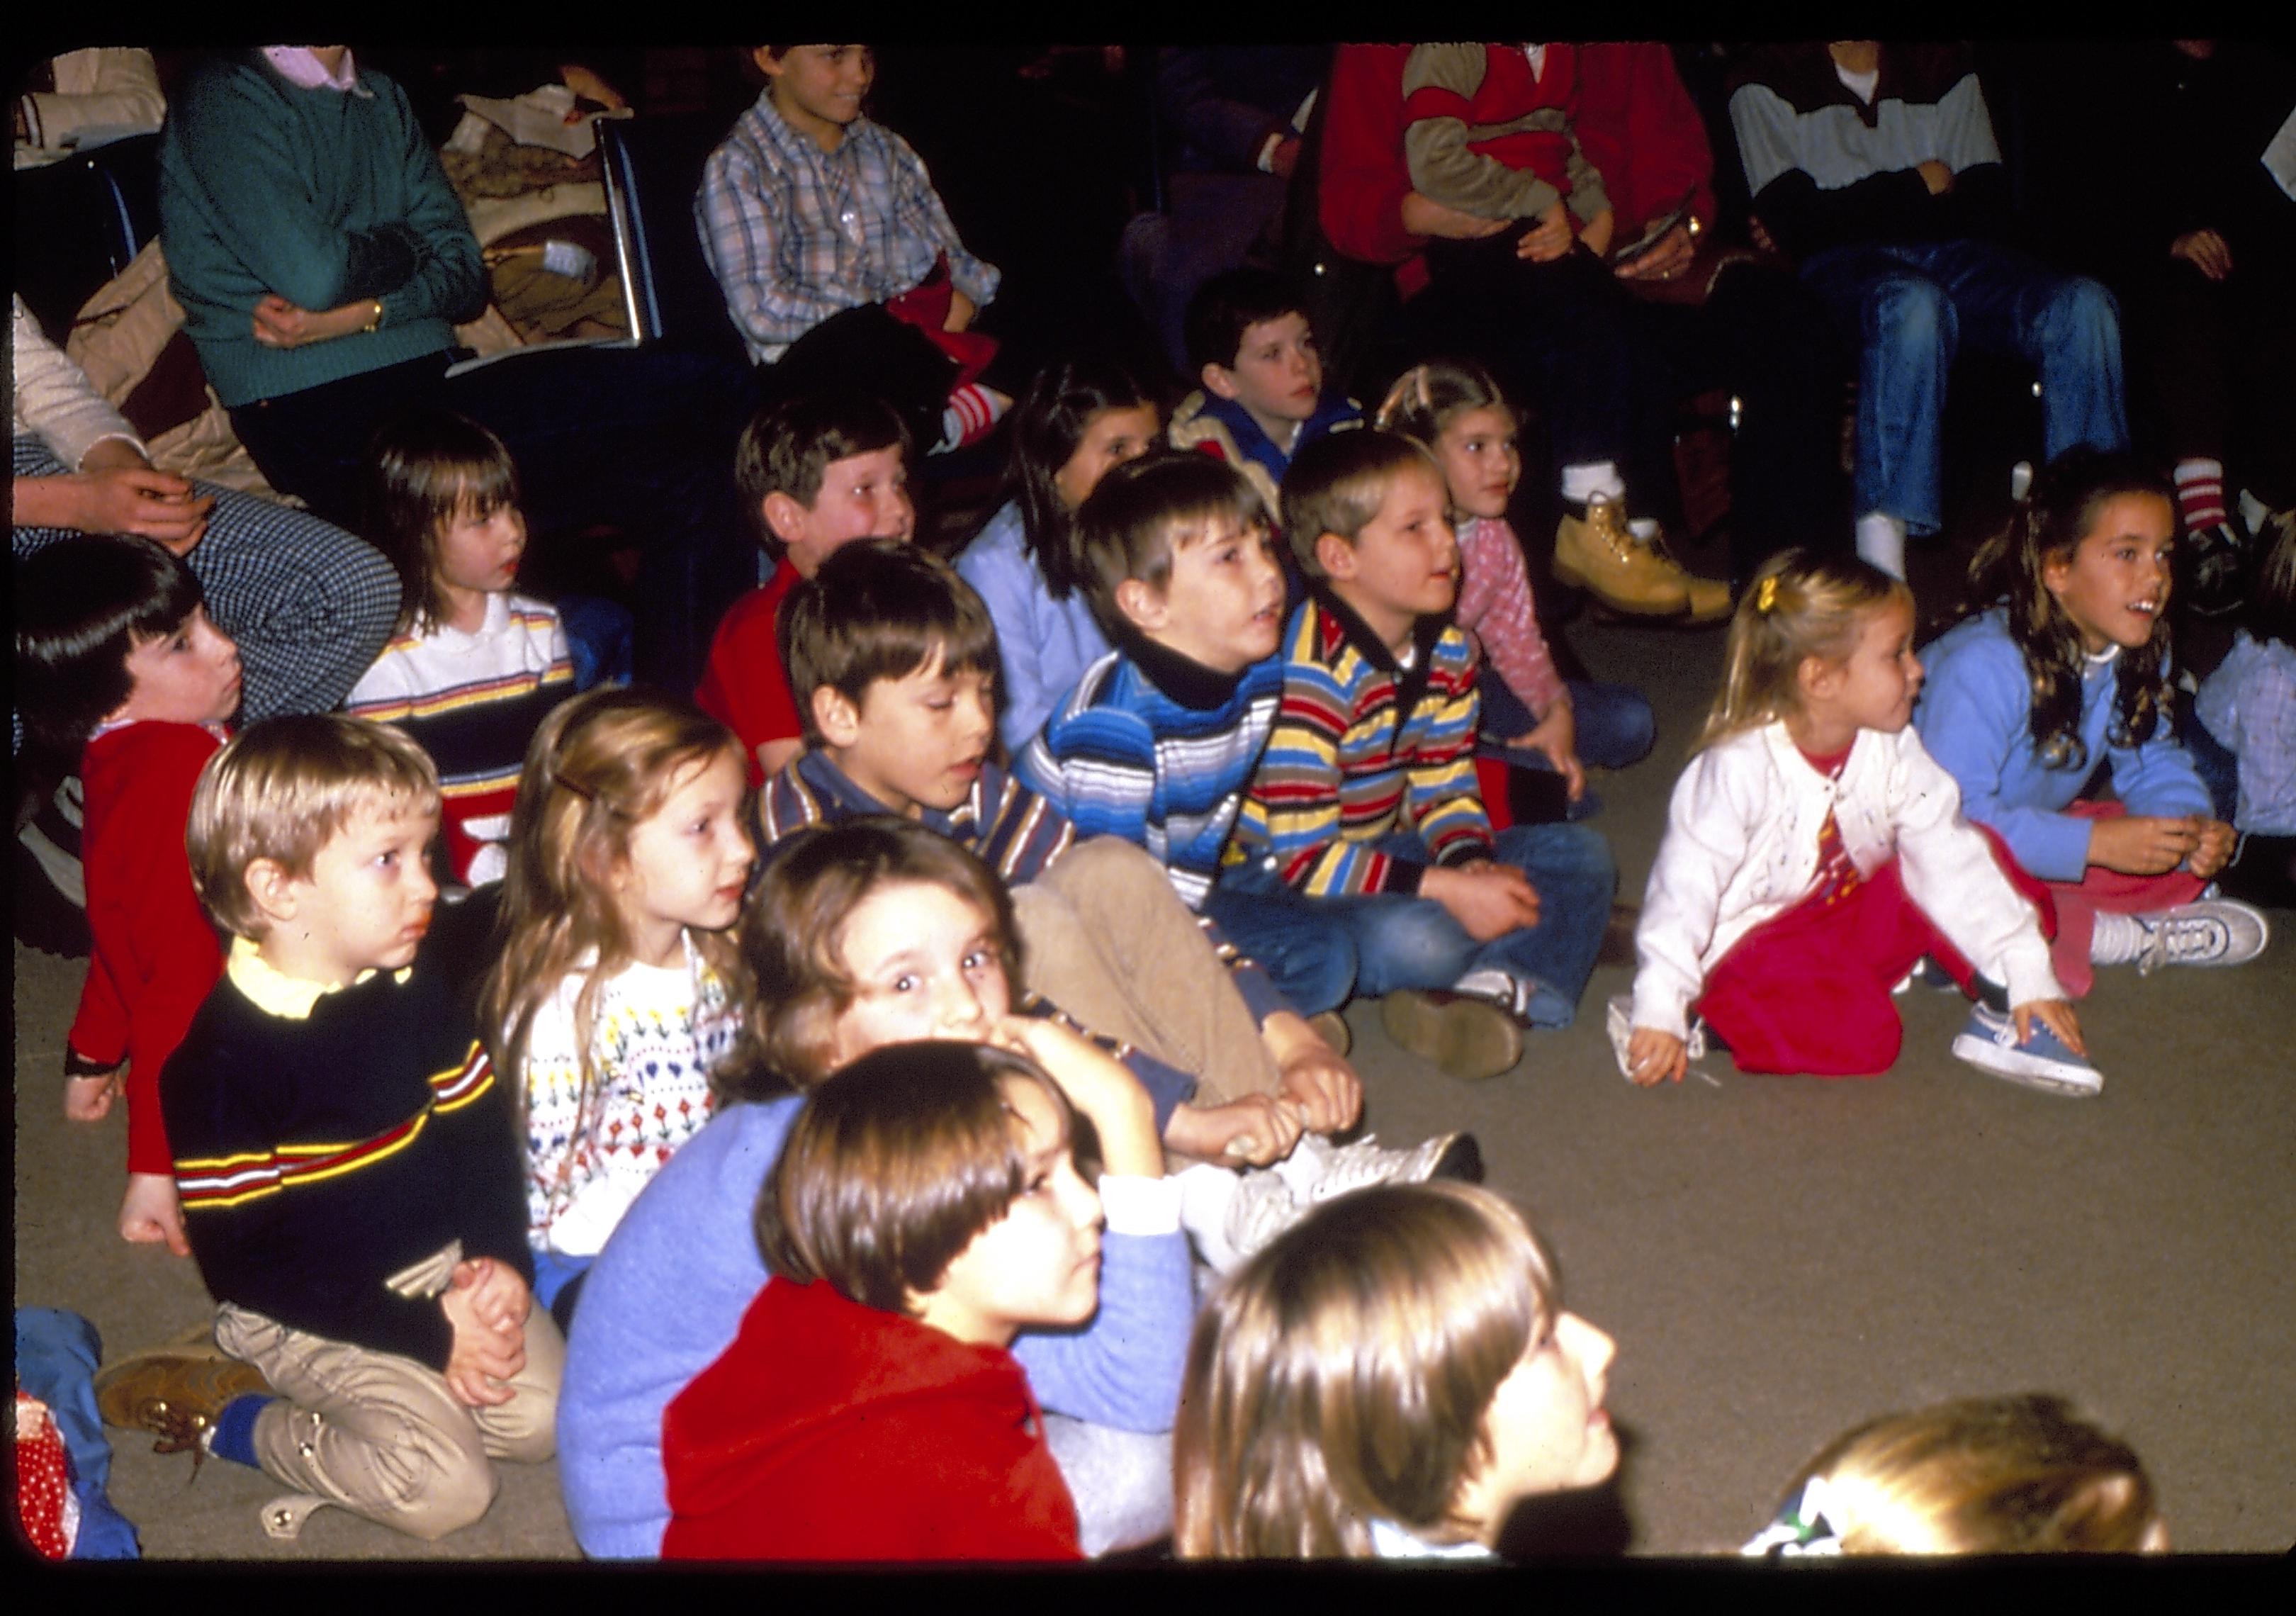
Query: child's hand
2013 999 2086 1058
1512 700 1586 804
945 287 978 333
451 1257 531 1342
1520 203 1575 264
1423 862 1543 941
1625 1028 1688 1088
2086 814 2202 875
1260 1010 1364 1134
2169 228 2234 281
64 1067 122 1123
441 1281 527 1408
992 1016 1162 1179
1164 1096 1305 1168
2188 817 2236 879
1577 206 1616 260
118 1173 191 1256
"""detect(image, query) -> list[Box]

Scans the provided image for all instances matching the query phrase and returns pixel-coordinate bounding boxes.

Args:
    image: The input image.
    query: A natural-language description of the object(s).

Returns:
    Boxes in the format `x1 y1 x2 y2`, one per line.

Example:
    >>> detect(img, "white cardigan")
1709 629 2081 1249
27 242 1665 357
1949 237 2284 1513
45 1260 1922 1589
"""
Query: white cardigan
1631 721 2063 1038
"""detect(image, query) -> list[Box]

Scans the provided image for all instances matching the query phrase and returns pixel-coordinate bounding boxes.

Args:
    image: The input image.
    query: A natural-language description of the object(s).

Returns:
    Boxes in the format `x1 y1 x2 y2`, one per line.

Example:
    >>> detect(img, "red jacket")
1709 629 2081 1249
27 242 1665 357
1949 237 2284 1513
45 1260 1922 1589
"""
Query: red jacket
1320 43 1718 291
68 721 226 1176
661 1276 1082 1562
692 564 801 790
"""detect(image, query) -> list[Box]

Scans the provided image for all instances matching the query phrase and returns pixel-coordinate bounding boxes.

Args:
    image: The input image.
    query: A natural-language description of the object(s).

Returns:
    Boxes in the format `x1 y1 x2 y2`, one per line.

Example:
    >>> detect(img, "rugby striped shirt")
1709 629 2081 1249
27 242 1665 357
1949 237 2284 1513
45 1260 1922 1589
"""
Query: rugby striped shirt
1234 590 1492 897
758 748 1074 885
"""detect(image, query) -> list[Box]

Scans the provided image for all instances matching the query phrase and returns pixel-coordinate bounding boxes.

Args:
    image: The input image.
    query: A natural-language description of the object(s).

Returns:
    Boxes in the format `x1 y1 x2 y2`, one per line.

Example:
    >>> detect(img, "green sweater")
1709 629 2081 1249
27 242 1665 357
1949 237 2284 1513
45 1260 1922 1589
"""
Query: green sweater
157 52 485 408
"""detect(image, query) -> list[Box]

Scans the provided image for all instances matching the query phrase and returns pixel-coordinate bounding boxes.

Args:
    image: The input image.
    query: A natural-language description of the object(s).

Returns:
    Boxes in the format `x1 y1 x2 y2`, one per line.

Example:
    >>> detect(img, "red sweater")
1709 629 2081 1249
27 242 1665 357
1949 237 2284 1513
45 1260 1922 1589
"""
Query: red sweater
68 721 226 1176
662 1277 1081 1562
692 565 801 789
1322 43 1718 289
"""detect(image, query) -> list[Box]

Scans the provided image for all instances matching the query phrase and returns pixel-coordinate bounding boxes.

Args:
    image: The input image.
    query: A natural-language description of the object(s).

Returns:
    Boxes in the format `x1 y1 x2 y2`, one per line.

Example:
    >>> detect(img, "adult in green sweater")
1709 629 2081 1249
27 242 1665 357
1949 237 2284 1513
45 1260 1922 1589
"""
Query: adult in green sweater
158 47 753 689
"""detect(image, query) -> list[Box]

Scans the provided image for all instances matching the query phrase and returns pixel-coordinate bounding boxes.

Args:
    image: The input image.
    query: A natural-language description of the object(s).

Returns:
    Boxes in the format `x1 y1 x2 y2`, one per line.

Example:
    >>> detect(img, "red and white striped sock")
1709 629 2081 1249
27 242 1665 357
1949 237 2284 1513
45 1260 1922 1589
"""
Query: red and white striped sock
936 384 1010 453
2173 458 2229 534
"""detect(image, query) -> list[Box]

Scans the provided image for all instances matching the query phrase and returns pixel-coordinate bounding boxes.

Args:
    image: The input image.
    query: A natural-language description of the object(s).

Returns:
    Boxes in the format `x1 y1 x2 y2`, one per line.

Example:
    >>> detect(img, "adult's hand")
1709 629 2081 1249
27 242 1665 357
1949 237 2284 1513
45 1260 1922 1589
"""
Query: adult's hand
13 455 212 554
252 293 375 350
1613 221 1696 283
2169 228 2234 281
1400 190 1509 242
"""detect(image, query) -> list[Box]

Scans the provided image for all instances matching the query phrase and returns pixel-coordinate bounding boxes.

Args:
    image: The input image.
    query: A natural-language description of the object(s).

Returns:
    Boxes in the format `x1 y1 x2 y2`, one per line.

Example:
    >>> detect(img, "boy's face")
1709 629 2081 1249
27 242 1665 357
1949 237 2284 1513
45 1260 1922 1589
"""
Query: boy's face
1123 515 1288 675
768 446 915 579
817 644 997 817
826 877 1012 1068
276 802 441 986
113 605 243 729
1203 311 1322 439
758 45 874 150
1319 464 1461 644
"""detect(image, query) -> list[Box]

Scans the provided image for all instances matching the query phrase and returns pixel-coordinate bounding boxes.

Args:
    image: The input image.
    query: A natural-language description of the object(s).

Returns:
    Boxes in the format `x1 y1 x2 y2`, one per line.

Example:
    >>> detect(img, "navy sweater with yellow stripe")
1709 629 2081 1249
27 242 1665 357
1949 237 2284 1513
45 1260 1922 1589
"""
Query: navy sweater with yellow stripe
162 948 531 1371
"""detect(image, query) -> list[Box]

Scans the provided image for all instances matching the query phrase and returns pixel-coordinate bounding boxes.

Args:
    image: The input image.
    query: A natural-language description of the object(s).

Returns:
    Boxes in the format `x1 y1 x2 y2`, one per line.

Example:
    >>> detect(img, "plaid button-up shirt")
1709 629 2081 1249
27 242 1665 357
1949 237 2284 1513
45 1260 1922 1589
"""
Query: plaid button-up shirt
694 89 999 364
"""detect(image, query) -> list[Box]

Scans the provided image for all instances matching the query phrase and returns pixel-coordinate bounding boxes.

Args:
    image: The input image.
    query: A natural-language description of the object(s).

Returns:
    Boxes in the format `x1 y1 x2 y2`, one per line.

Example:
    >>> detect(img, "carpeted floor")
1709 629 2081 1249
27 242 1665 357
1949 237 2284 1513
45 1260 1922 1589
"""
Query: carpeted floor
14 534 2295 1561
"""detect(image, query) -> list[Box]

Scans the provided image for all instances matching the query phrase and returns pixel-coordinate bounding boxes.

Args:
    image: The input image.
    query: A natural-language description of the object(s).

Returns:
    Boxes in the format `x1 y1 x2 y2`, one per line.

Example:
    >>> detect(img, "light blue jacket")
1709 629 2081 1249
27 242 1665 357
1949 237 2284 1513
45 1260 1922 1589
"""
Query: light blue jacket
956 500 1113 757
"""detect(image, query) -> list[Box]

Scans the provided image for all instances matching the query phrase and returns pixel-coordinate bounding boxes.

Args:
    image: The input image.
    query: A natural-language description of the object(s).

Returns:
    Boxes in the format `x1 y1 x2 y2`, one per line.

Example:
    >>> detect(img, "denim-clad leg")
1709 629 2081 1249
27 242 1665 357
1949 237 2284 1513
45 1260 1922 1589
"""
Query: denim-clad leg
1801 246 1957 535
1203 860 1360 1016
1478 675 1655 821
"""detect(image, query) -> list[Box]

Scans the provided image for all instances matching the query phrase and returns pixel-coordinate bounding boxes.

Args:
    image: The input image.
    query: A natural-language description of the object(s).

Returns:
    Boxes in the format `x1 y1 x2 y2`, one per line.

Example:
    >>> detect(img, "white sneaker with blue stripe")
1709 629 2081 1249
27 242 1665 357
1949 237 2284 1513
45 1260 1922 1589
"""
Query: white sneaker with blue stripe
1950 1003 2102 1097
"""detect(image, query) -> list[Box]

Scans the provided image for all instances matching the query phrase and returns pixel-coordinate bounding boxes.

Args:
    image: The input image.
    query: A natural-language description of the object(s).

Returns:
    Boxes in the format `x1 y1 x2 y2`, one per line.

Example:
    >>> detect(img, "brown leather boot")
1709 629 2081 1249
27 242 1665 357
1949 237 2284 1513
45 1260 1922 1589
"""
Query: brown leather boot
1552 495 1689 617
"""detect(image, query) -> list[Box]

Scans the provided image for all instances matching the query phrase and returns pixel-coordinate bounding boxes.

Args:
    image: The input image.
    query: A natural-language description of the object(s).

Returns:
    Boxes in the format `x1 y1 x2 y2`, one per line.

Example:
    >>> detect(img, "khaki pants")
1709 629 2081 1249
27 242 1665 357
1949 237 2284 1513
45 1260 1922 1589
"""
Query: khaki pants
1012 837 1283 1122
213 1246 563 1542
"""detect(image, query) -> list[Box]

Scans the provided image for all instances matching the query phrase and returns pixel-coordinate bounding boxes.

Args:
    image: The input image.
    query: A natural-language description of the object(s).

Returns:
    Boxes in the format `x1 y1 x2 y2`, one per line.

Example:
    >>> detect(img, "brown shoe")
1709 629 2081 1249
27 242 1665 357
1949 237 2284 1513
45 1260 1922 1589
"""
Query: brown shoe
94 1344 272 1464
1379 990 1524 1082
1553 496 1687 617
1306 1009 1353 1057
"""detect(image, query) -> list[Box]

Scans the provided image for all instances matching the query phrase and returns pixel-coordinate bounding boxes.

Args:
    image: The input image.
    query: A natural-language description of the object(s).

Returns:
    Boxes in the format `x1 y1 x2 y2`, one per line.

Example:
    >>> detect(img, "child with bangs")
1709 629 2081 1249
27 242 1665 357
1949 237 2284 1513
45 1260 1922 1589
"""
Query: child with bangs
345 408 573 888
1619 549 2086 1094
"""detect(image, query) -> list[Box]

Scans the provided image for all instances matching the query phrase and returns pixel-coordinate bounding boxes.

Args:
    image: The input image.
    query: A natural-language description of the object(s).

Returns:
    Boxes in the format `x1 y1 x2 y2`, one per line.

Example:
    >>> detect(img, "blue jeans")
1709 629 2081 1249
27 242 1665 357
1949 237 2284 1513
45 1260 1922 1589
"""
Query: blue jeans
1800 240 2128 535
1479 675 1656 823
1207 823 1616 1022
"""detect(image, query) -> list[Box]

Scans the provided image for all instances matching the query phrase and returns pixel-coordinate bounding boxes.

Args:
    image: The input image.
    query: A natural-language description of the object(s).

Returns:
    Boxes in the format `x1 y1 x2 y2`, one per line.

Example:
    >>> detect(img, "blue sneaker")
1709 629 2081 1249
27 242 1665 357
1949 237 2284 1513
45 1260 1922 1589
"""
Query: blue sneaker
1950 1003 2101 1098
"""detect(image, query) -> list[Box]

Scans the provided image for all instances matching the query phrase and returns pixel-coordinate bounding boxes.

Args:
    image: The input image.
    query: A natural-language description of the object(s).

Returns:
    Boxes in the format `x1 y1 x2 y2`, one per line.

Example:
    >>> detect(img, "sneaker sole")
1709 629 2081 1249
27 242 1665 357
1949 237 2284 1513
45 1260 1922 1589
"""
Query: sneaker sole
1950 1034 2103 1099
1380 993 1524 1082
1551 553 1692 617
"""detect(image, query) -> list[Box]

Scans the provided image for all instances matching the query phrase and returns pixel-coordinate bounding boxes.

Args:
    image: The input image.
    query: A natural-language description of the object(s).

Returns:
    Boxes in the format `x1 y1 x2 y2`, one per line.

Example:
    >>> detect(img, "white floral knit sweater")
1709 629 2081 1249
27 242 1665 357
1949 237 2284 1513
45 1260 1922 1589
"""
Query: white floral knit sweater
518 935 737 1259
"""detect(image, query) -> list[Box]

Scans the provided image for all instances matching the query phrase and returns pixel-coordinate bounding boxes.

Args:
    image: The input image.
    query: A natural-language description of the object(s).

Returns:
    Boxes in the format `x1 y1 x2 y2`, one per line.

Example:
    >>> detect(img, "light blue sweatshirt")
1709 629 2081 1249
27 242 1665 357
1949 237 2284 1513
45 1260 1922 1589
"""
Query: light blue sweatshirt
955 500 1113 758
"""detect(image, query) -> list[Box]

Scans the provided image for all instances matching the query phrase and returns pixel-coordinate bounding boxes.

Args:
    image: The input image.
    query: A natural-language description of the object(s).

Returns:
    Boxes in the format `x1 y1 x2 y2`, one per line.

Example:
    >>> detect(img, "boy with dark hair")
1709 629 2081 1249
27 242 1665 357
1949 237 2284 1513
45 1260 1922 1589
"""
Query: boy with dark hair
97 714 555 1544
1169 267 1361 517
694 390 916 785
14 534 242 1258
1218 430 1618 1082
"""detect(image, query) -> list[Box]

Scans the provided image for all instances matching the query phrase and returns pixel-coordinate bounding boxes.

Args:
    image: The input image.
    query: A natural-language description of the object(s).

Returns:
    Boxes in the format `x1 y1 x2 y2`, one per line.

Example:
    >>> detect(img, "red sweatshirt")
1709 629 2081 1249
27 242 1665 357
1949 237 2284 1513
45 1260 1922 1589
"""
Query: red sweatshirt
68 721 226 1175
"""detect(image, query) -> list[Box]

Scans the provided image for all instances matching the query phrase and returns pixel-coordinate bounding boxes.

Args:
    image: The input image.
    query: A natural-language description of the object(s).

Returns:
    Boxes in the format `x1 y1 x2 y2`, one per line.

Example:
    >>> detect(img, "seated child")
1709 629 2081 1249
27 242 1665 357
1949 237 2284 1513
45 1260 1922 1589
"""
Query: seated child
1616 550 2091 1094
2191 512 2296 909
1212 430 1619 1082
694 390 915 786
128 715 553 1543
955 354 1161 754
1174 1182 1619 1560
1168 266 1361 517
15 534 242 1255
663 1040 1110 1561
481 689 755 1333
1915 449 2269 997
561 821 1196 1559
697 45 1006 455
1377 357 1657 819
765 541 1461 1184
1743 1393 2166 1555
345 408 574 888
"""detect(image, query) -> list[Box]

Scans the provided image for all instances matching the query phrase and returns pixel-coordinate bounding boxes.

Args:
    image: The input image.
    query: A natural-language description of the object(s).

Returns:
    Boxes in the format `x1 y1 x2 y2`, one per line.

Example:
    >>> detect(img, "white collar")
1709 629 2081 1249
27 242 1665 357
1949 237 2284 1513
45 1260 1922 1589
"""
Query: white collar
262 48 371 97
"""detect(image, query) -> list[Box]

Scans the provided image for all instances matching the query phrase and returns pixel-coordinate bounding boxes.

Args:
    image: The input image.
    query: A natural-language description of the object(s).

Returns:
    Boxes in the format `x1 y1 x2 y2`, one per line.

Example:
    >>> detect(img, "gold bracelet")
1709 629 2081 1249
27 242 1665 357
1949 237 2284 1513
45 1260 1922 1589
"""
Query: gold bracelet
362 298 384 333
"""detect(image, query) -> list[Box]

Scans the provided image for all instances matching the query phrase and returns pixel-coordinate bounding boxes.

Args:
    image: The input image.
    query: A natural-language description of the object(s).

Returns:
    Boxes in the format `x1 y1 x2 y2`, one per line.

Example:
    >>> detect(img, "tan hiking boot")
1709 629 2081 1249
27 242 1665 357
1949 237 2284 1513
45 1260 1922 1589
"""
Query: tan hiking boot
1379 990 1524 1082
94 1343 271 1464
1553 497 1733 622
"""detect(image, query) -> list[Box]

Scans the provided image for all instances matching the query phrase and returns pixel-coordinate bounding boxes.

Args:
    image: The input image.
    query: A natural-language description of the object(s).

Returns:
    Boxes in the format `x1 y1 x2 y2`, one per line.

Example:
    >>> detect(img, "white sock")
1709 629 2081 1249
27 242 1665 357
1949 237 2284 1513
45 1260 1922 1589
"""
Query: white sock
935 383 1009 454
1856 510 1908 579
1560 461 1626 507
2090 911 2145 966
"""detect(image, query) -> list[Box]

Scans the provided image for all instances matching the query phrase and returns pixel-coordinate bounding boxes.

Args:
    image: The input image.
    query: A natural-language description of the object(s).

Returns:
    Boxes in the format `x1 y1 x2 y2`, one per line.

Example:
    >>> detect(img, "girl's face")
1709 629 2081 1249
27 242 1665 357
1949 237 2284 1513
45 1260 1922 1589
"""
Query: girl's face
1431 405 1521 523
609 747 755 966
436 496 527 602
1457 1310 1620 1540
2042 493 2174 655
918 1076 1103 1347
826 878 1013 1070
1809 597 1923 736
1052 403 1160 512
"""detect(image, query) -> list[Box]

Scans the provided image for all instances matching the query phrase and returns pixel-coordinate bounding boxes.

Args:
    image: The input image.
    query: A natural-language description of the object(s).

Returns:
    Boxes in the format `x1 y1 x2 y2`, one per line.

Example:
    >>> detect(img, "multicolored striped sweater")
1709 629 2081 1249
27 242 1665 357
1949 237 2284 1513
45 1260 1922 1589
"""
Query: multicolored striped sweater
758 748 1075 885
163 940 531 1372
1017 635 1285 911
1234 591 1492 896
345 593 573 885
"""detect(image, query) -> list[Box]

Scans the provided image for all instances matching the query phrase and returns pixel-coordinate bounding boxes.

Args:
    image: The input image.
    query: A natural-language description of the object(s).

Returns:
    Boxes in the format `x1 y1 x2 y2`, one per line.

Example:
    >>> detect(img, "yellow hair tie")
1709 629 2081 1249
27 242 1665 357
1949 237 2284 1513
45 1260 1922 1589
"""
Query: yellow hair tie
1755 576 1779 614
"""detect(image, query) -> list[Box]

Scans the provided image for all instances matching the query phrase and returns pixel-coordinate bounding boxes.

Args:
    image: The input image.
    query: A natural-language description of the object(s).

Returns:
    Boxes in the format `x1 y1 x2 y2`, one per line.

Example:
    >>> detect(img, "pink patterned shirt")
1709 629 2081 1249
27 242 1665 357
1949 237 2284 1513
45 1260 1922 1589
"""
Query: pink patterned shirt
1455 516 1566 719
